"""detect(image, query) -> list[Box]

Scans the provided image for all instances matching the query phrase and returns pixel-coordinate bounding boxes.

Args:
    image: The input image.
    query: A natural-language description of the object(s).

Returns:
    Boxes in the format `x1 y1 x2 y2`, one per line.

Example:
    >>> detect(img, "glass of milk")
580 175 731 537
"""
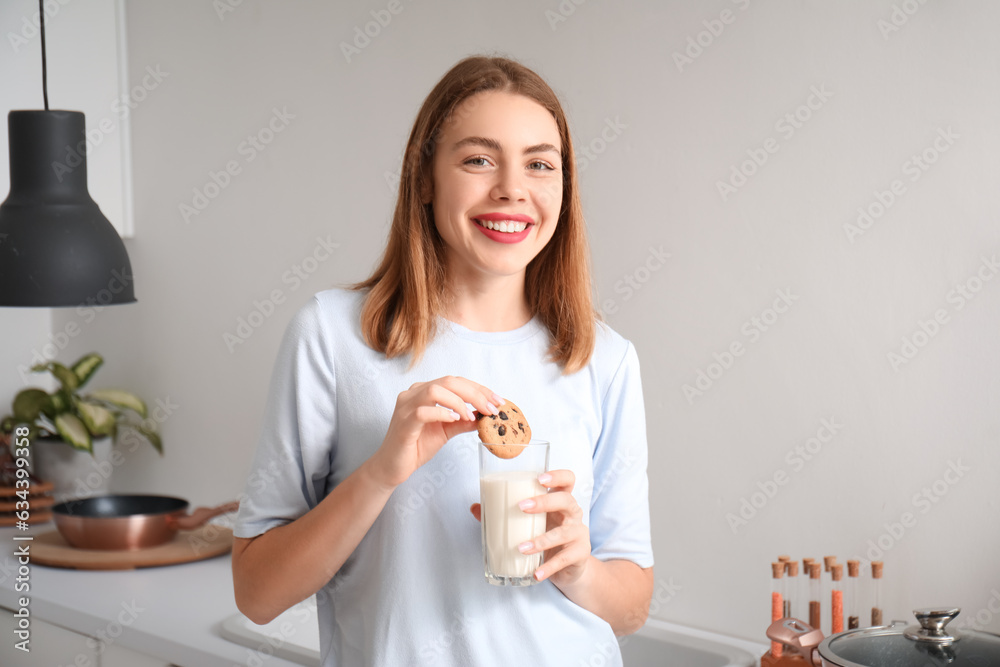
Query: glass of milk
479 440 550 586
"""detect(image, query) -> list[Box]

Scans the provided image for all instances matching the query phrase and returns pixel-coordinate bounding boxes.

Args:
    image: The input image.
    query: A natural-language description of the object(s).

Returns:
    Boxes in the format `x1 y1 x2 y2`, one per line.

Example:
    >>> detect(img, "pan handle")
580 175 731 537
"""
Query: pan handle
766 618 824 666
167 500 240 531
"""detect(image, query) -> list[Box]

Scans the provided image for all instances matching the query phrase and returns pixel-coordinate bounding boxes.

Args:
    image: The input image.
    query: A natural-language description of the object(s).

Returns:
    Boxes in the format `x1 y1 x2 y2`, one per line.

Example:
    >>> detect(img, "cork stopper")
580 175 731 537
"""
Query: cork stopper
778 555 791 562
786 560 799 577
809 563 821 579
831 563 843 582
803 557 815 571
872 561 884 579
847 560 860 577
772 562 785 578
823 556 837 572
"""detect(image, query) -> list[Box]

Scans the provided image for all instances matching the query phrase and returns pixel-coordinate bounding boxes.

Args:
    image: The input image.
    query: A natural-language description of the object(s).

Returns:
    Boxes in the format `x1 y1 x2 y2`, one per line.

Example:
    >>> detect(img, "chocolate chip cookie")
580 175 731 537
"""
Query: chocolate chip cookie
477 400 532 459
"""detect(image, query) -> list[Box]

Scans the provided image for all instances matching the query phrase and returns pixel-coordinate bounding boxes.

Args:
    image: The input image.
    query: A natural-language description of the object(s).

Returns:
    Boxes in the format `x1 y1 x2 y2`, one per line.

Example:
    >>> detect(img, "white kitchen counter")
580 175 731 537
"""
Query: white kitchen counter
0 522 304 667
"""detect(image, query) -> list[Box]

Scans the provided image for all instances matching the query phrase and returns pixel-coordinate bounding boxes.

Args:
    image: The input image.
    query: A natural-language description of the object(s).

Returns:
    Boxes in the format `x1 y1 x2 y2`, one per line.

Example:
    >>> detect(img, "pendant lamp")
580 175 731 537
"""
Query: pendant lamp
0 0 135 307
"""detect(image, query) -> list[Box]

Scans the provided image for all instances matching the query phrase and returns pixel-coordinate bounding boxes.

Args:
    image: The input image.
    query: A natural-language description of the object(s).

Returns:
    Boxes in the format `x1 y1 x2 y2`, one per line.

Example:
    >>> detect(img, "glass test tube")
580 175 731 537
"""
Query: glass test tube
777 556 790 618
847 560 860 629
809 562 822 629
831 563 844 634
784 560 799 620
802 559 814 624
871 561 884 626
771 562 784 658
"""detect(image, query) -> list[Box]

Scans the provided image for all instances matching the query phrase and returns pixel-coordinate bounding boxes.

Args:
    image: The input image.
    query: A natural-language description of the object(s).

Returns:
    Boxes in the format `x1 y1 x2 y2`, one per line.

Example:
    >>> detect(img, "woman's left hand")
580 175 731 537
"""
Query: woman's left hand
469 469 591 587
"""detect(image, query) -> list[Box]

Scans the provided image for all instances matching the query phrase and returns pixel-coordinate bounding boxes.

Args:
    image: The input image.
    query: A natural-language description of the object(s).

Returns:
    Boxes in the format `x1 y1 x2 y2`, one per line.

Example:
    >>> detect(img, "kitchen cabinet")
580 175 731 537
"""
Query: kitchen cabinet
0 524 302 667
0 610 98 666
0 607 173 666
102 642 176 667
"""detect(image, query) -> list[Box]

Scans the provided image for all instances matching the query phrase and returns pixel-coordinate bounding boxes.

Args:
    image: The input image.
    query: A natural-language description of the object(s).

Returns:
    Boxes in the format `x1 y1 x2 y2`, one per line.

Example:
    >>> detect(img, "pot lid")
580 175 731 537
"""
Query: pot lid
819 608 1000 667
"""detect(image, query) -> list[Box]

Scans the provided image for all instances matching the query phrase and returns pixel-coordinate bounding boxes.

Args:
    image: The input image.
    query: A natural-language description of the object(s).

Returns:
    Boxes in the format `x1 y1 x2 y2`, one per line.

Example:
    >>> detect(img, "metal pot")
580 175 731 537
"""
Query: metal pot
51 494 239 550
768 607 1000 666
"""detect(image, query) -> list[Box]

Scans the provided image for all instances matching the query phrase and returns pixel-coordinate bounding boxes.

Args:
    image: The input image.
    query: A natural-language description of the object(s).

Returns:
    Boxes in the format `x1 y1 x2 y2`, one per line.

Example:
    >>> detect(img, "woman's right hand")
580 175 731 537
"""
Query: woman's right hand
366 376 502 489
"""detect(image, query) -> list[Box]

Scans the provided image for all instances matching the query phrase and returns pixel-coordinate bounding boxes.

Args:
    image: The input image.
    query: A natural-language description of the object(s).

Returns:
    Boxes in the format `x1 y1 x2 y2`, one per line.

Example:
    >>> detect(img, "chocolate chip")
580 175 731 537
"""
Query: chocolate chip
498 411 508 420
497 425 506 436
518 422 525 431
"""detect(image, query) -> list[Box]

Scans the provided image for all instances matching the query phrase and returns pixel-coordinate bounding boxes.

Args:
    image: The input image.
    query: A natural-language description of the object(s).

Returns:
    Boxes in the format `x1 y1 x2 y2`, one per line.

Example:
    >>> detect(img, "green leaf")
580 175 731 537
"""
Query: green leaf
54 413 92 452
135 423 163 455
117 423 162 455
72 353 103 388
0 416 14 433
78 401 116 437
48 363 80 392
41 390 72 420
13 389 50 423
86 389 147 419
142 427 163 455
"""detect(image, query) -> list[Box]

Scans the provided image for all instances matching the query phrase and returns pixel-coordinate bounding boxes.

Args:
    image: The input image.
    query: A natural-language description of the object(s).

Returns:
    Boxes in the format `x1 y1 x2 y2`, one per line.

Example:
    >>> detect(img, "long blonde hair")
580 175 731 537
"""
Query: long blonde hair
352 55 596 373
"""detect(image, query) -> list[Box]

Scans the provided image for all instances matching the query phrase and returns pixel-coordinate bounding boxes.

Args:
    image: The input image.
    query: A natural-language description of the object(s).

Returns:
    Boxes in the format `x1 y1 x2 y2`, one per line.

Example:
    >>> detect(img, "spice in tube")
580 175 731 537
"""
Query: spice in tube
847 559 860 630
771 562 785 658
871 561 884 626
831 563 844 634
809 562 822 629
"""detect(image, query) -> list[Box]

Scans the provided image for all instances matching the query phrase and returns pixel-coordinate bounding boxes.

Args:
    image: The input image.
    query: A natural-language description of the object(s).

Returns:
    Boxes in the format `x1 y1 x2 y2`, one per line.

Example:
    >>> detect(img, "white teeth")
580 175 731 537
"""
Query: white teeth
477 219 528 233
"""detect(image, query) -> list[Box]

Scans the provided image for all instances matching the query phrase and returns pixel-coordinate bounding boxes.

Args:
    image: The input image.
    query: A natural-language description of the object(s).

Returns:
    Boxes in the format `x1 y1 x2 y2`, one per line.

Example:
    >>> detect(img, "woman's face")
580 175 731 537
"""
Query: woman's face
427 91 563 282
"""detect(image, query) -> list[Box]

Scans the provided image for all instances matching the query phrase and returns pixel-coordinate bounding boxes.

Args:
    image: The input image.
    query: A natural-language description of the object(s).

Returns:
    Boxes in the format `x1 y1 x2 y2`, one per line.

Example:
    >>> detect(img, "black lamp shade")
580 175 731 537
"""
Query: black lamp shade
0 110 135 307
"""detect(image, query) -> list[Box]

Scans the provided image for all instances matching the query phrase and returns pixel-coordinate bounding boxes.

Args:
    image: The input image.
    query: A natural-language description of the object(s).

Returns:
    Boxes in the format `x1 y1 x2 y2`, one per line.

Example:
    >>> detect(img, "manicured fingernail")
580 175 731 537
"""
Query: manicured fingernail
537 473 552 485
535 569 545 581
492 393 506 406
518 498 535 510
467 409 476 421
486 402 499 415
449 410 461 420
518 541 533 553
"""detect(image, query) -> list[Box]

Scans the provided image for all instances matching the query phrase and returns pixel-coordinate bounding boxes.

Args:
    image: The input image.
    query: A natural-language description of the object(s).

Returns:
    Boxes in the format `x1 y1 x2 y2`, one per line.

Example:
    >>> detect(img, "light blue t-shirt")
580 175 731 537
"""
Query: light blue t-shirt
234 288 654 667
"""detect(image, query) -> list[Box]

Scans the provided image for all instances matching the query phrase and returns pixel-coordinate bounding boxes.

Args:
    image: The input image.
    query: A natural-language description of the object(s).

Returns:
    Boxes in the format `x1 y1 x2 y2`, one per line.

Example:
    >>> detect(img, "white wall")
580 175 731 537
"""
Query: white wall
2 0 997 644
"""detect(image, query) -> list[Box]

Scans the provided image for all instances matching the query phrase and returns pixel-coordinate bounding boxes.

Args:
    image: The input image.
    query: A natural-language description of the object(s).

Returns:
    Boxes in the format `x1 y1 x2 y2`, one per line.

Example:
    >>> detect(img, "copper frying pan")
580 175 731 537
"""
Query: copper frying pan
51 494 239 550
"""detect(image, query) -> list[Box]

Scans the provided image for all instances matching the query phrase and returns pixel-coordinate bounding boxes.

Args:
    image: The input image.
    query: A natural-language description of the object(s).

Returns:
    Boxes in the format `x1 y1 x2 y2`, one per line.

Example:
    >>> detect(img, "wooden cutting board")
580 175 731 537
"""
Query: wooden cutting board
29 524 233 570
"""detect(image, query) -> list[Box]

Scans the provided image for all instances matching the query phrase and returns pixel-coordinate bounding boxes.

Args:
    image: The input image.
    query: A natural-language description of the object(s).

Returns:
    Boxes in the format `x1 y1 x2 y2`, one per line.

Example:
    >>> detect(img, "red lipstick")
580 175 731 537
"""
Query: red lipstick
472 212 535 244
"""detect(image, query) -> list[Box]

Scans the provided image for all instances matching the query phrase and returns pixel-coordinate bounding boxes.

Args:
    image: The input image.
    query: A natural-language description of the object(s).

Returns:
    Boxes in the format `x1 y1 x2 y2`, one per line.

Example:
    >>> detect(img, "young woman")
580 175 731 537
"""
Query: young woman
232 55 654 666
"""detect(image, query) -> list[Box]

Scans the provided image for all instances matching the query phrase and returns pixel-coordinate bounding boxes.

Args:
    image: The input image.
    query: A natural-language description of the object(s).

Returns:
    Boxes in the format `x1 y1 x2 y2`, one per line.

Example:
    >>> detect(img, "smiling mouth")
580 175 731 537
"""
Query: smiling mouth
473 219 531 233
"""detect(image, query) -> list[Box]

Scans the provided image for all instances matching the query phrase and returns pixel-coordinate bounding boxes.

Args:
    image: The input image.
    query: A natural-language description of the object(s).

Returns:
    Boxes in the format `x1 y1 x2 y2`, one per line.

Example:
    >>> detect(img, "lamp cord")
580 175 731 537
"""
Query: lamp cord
39 0 49 110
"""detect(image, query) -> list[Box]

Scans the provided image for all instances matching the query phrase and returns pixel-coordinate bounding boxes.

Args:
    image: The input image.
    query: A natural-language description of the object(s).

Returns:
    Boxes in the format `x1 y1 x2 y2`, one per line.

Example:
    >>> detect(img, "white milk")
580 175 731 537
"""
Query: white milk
480 470 546 579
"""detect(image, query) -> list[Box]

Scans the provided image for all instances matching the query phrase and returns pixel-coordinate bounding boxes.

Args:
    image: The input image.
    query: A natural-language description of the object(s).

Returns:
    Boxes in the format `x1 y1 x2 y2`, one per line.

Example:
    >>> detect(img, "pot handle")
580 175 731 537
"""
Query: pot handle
167 500 240 531
766 618 824 666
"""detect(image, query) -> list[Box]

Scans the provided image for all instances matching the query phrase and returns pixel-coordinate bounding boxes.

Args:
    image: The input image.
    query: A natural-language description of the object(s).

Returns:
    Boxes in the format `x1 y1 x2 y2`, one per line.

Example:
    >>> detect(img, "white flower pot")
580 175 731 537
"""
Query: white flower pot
30 436 115 502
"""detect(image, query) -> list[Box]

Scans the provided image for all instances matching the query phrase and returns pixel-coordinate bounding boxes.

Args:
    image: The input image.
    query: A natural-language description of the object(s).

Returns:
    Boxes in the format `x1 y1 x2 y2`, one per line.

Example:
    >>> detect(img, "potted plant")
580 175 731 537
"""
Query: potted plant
1 352 162 498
